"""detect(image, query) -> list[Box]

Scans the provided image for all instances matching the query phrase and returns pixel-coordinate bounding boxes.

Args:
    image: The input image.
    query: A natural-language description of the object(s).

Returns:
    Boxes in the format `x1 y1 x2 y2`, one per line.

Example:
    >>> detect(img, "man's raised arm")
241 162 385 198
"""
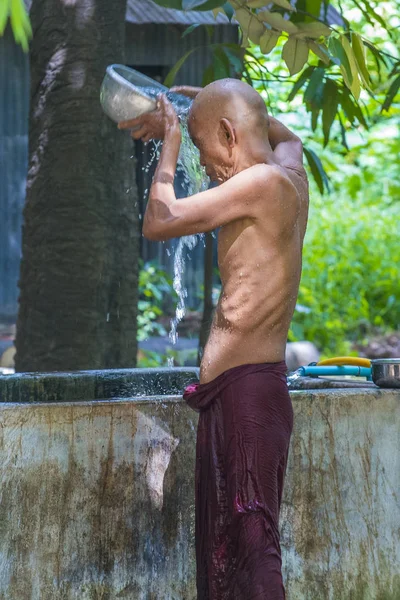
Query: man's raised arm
267 116 304 171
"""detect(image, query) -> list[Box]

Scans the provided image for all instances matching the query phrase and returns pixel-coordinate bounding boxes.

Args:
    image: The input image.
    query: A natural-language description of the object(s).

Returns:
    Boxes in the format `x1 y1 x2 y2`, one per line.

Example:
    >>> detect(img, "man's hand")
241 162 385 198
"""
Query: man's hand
118 94 179 142
170 85 202 99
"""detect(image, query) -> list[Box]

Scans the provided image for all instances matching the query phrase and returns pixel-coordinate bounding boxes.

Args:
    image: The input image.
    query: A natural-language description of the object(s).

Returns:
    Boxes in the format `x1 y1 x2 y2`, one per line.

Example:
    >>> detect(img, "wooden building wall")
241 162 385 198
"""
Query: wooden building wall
0 26 29 322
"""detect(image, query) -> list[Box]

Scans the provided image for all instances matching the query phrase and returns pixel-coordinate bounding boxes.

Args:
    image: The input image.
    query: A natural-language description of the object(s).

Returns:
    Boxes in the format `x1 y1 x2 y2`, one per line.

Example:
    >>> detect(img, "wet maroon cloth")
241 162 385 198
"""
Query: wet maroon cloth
183 361 293 600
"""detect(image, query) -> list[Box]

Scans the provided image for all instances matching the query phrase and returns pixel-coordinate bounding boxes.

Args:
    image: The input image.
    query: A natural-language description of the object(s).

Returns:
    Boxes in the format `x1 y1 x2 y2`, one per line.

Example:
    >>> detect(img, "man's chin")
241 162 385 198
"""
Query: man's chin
209 173 223 183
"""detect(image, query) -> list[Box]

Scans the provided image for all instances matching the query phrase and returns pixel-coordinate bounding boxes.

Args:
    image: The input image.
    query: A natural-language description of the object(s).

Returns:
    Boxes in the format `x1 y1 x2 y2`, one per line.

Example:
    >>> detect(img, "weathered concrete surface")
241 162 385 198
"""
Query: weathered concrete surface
283 388 400 600
0 396 198 600
0 371 398 599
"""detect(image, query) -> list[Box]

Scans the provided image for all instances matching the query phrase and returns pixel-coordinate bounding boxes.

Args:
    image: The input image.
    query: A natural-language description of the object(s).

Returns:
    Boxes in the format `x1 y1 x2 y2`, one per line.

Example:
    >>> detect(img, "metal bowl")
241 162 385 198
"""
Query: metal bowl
100 64 164 123
371 358 400 388
100 64 192 124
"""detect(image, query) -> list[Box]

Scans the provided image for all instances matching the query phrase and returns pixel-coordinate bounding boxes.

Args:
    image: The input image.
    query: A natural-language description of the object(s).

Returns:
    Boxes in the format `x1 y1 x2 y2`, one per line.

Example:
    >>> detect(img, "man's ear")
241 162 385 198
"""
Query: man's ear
219 118 236 149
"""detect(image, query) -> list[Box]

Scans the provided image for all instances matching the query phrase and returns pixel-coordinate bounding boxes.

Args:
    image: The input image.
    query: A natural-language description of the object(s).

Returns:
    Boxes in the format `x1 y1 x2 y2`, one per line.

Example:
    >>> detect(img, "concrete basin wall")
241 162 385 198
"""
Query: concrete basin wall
0 370 399 599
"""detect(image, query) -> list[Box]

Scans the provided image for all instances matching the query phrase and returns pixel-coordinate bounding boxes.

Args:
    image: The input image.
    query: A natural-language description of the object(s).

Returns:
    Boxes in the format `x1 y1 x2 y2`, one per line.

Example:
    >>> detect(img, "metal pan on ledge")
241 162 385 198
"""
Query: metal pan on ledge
371 358 400 388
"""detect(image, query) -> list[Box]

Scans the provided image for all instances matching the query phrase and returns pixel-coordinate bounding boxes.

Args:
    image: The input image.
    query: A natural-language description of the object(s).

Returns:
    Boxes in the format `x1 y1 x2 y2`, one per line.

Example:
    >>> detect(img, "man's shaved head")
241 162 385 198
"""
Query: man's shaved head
187 79 270 183
190 78 269 139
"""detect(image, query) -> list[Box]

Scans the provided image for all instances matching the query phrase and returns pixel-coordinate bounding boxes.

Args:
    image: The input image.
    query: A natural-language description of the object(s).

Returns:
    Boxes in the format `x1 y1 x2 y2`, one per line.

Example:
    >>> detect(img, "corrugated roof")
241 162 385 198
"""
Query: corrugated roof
126 0 343 26
24 0 343 28
126 0 230 25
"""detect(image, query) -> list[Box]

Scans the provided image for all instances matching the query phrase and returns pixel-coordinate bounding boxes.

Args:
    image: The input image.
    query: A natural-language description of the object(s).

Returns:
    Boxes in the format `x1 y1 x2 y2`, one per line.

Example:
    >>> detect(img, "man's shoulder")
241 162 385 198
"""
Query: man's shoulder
249 163 298 194
243 163 285 186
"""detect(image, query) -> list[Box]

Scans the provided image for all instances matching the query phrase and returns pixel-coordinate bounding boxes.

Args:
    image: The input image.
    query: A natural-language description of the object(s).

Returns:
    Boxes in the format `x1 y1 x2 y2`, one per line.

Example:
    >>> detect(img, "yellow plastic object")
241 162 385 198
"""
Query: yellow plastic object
317 356 371 368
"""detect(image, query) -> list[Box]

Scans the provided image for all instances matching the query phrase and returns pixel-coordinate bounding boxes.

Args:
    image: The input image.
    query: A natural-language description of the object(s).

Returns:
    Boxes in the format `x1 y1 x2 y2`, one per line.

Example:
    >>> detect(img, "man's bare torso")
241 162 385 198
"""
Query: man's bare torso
200 164 309 384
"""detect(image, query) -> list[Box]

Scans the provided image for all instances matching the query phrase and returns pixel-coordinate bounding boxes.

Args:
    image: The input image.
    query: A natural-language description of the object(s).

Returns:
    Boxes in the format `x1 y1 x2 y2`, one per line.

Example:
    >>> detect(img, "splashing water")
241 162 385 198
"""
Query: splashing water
141 95 209 366
168 234 199 349
286 369 302 387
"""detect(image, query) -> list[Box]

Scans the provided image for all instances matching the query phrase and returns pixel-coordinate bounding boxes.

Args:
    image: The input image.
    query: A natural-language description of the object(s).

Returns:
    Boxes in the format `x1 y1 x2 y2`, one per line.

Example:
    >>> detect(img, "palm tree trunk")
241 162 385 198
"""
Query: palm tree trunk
15 0 139 371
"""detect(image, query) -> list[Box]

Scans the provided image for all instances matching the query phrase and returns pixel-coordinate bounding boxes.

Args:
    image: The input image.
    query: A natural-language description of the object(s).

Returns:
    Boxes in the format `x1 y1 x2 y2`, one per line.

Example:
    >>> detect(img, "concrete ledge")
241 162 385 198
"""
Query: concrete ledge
0 367 199 403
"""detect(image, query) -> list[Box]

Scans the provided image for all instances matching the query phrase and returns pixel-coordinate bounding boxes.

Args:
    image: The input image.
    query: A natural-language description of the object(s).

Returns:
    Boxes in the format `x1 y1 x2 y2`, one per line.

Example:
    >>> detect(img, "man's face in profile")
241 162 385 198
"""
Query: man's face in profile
188 109 235 184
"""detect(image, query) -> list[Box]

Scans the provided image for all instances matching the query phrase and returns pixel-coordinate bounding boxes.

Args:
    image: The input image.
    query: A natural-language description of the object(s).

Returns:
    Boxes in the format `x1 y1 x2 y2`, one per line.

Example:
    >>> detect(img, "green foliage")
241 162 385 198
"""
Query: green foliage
289 121 400 356
137 261 176 342
137 349 166 368
156 0 399 166
0 0 32 51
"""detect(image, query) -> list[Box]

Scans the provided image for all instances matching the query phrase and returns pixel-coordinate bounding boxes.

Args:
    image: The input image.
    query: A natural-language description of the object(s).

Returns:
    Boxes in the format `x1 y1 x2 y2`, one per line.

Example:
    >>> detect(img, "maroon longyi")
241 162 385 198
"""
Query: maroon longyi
183 361 293 600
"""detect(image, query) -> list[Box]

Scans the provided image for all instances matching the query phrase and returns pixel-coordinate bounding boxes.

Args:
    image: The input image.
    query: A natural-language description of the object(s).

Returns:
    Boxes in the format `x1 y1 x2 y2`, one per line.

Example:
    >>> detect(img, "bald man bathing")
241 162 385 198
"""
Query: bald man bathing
119 79 309 599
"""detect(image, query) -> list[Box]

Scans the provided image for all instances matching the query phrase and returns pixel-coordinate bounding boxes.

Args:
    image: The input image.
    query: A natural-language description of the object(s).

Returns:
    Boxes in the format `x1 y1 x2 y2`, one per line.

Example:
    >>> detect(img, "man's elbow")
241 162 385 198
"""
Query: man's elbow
142 224 162 241
289 136 303 163
292 135 303 152
142 222 170 242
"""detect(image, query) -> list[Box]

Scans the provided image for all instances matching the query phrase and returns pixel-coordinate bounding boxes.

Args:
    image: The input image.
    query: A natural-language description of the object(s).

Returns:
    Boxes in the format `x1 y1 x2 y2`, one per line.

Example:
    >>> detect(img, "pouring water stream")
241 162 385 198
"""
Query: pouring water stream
142 105 209 366
100 65 209 365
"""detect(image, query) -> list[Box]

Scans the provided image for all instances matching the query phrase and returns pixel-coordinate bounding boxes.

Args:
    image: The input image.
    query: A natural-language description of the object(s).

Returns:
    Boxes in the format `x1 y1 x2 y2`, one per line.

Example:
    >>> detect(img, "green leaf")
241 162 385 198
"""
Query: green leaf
307 40 330 65
182 24 200 37
337 112 349 150
362 40 386 81
259 29 280 54
212 7 224 18
282 36 309 76
351 32 372 91
353 101 368 129
202 63 215 86
311 106 320 131
9 0 32 52
381 74 400 113
247 0 295 8
222 2 234 20
303 146 330 194
294 21 331 38
247 0 269 6
271 0 296 10
151 0 183 8
213 45 231 78
339 88 368 128
340 34 360 100
258 10 299 34
328 37 353 89
183 0 224 9
0 0 10 35
322 79 338 146
164 47 197 87
360 0 388 32
235 8 265 45
220 44 243 74
287 65 315 101
305 0 322 20
339 88 355 124
304 67 324 107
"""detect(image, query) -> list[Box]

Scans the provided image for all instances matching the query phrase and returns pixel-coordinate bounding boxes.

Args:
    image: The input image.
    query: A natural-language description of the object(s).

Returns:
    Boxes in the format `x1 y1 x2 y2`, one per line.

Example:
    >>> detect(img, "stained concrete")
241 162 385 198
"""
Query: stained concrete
0 370 398 599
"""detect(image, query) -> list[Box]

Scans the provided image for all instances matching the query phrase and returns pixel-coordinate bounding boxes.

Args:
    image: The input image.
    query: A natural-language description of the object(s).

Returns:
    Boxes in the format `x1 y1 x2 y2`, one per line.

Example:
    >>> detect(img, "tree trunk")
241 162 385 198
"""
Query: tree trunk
198 232 215 365
15 0 139 372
